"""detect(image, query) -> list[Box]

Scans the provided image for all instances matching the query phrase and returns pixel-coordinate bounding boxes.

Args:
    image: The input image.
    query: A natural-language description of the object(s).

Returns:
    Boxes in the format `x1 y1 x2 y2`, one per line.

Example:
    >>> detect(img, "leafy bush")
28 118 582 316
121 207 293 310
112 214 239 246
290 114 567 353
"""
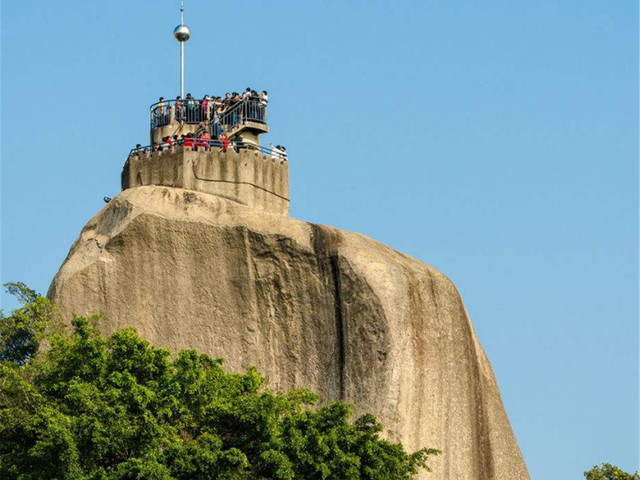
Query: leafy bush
585 464 640 480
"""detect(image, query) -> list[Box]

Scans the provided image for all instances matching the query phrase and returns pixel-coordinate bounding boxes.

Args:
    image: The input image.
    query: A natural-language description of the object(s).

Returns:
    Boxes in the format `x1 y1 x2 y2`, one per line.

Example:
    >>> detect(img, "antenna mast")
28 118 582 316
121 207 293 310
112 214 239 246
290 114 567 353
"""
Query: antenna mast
173 1 191 99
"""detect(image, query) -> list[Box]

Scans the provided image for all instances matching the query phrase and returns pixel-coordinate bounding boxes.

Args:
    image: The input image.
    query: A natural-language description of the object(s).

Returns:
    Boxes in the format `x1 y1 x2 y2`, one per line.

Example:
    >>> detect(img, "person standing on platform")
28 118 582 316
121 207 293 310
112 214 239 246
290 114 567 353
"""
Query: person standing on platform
230 134 242 153
175 96 183 122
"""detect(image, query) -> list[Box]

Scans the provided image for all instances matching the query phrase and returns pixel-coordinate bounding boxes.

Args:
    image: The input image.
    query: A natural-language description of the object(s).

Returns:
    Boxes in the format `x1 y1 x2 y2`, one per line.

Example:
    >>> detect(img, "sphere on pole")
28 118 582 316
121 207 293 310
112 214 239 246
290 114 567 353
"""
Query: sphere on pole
174 25 191 42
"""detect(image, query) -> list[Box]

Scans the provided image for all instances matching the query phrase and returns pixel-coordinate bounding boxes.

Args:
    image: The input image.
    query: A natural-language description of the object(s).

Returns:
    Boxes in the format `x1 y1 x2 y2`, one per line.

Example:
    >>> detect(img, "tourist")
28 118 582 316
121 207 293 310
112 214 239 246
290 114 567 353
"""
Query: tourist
211 96 221 114
230 134 242 153
272 145 287 161
271 144 283 159
228 93 240 125
166 103 174 124
187 133 197 150
161 136 172 151
156 97 165 126
220 133 229 153
186 93 195 123
197 132 208 151
269 143 279 159
212 108 222 138
260 91 268 104
201 95 209 122
175 96 183 122
208 96 217 122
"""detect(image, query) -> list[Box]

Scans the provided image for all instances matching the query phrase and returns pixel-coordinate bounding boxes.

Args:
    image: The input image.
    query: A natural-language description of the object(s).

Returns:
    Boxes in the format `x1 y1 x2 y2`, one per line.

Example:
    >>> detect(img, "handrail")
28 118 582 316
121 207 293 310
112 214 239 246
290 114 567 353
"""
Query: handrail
149 97 268 130
218 97 267 131
128 140 287 161
148 95 267 112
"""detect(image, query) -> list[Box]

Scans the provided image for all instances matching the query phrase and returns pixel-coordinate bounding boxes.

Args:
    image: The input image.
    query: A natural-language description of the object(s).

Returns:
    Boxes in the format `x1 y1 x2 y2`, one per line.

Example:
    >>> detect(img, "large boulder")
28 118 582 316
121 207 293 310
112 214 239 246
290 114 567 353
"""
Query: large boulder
49 186 529 480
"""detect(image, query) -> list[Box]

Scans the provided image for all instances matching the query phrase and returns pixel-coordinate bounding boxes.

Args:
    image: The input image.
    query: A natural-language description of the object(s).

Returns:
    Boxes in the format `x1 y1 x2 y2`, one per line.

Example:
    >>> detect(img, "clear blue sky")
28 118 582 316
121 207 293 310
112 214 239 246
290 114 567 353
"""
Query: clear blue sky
1 1 638 478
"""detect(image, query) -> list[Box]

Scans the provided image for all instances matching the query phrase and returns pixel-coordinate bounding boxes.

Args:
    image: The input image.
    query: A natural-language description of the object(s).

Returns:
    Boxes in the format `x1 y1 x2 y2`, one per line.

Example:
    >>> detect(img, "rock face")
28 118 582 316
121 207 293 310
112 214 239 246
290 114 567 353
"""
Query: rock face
49 186 529 480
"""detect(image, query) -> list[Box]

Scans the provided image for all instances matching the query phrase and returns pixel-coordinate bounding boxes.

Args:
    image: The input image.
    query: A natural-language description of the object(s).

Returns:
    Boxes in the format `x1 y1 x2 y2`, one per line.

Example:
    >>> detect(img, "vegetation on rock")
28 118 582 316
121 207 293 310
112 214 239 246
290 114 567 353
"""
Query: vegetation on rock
0 285 438 480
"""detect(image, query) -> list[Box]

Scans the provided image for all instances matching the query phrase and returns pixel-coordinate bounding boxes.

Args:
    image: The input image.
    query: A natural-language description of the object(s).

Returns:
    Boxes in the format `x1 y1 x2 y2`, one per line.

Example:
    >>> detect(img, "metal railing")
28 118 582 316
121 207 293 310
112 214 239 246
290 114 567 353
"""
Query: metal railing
149 97 268 130
218 98 267 131
128 140 287 161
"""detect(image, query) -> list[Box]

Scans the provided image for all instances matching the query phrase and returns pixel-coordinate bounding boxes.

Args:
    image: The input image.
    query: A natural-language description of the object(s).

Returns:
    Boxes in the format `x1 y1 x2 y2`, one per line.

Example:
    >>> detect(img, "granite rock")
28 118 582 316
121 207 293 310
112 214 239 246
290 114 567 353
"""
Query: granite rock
49 186 529 480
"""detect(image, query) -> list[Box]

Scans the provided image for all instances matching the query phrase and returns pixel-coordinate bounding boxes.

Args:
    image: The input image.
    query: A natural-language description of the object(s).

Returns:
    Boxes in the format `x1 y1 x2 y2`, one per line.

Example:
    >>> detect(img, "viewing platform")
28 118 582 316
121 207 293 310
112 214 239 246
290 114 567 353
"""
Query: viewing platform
149 96 269 146
122 137 289 216
121 9 289 215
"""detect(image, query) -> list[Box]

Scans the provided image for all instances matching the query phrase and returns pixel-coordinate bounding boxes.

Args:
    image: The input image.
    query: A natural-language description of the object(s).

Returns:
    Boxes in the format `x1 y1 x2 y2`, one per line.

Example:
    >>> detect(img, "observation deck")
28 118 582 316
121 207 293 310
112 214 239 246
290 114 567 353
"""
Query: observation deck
149 96 269 146
120 10 288 214
122 96 289 216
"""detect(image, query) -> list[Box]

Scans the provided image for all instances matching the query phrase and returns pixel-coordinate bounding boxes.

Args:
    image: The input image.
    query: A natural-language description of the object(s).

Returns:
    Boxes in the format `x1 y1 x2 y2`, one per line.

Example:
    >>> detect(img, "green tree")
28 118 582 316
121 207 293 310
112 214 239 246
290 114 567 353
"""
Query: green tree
585 464 640 480
0 288 439 479
0 282 65 364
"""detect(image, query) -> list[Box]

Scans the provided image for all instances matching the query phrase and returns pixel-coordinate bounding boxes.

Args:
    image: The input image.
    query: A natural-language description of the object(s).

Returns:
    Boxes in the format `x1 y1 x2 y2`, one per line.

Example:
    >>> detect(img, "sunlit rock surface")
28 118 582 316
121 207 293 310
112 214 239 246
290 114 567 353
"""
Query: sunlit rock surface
49 186 530 480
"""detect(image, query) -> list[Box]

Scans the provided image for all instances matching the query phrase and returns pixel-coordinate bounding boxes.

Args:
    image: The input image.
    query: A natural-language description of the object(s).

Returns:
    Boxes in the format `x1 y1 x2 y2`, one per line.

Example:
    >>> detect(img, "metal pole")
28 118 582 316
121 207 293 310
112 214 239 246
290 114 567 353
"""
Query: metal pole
180 41 184 99
174 1 189 100
180 2 184 98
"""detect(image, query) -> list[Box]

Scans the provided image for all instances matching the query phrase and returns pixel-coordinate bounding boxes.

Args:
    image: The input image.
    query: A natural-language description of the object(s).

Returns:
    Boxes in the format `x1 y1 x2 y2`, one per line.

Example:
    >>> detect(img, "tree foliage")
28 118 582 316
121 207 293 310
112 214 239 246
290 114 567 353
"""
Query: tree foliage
585 464 640 480
0 282 64 365
0 287 438 479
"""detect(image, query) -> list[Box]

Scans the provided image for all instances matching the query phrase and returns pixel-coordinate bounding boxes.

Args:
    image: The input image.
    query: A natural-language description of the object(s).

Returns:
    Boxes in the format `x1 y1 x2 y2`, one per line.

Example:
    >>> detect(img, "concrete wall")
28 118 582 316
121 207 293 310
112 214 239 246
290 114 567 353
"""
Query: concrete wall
122 148 290 216
150 119 268 146
151 122 202 145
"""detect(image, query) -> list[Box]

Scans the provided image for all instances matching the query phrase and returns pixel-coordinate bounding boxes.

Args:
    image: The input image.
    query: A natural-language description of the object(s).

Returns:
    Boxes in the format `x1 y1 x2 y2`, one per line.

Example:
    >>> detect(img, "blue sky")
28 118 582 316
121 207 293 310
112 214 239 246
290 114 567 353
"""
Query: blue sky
1 1 638 478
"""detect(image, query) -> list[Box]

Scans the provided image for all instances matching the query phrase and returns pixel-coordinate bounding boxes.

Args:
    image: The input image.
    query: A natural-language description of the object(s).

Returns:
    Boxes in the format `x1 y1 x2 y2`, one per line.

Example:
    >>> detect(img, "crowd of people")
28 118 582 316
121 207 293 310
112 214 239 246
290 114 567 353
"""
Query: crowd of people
268 144 287 159
152 88 268 127
130 87 287 161
130 135 287 160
